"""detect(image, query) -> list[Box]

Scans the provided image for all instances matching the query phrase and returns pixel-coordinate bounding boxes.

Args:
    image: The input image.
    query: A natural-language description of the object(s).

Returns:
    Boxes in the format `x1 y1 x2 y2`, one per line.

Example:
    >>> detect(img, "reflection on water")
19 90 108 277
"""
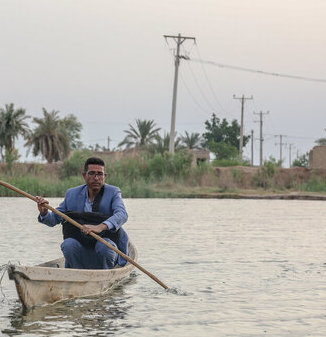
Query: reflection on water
6 278 137 336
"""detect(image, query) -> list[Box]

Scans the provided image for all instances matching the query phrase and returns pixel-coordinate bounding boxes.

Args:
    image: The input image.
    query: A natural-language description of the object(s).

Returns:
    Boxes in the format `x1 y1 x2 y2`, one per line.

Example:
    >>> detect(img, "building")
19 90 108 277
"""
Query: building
190 149 210 166
309 146 326 168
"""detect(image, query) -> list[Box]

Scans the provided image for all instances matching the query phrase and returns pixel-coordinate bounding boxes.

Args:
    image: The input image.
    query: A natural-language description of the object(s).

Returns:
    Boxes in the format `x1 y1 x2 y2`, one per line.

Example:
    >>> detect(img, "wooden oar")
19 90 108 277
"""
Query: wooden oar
0 180 168 290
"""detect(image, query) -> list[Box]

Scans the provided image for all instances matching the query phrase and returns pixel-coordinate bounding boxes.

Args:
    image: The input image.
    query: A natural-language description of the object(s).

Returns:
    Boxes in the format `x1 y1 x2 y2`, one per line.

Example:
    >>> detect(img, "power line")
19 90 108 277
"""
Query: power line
193 44 226 112
189 58 326 83
265 134 315 140
165 37 214 117
179 72 212 115
182 54 217 112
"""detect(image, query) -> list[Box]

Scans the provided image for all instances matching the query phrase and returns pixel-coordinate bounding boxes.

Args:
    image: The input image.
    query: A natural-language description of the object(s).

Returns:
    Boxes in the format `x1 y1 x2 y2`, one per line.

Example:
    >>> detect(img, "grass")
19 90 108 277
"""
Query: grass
299 175 326 193
1 152 326 198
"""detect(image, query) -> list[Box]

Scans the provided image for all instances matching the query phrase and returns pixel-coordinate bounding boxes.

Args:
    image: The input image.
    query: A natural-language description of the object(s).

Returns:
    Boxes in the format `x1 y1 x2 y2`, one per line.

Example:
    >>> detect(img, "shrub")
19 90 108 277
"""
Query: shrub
59 150 92 178
106 156 149 186
186 162 217 186
165 150 193 177
300 175 326 192
147 151 193 179
148 153 166 178
292 152 309 168
212 158 249 167
252 160 277 189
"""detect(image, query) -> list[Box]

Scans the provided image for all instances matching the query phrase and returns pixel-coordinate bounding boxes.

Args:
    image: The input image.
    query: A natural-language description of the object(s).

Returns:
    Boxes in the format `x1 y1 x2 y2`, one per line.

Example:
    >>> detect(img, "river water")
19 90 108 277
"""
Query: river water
0 197 326 336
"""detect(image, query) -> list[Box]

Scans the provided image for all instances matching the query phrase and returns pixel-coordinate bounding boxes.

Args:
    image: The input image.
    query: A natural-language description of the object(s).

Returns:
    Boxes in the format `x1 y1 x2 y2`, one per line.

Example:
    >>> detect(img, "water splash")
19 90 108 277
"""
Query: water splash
0 263 10 302
166 287 190 296
0 261 21 304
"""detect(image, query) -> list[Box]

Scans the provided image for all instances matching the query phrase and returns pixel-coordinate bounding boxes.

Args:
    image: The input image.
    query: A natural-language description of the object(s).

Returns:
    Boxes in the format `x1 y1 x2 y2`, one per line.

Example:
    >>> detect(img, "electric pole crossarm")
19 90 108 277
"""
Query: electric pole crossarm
164 35 196 41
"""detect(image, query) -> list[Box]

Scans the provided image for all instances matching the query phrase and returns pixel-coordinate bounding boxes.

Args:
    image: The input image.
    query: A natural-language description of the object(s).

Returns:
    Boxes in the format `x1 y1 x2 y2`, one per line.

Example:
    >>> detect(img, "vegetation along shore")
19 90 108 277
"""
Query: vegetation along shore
1 103 326 199
1 150 326 199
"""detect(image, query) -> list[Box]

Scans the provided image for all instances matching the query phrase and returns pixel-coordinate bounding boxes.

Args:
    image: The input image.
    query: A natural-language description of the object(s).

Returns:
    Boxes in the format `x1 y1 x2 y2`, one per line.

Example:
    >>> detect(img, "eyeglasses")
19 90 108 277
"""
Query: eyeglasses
86 171 106 178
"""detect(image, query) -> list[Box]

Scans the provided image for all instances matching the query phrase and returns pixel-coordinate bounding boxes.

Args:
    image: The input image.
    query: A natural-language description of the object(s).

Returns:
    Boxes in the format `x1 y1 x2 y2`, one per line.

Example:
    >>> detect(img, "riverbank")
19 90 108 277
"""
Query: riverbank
175 191 326 200
1 161 326 199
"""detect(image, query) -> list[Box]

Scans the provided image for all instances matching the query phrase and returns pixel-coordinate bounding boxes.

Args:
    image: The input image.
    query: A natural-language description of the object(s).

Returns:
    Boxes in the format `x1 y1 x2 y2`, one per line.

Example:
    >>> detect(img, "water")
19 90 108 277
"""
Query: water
1 197 326 336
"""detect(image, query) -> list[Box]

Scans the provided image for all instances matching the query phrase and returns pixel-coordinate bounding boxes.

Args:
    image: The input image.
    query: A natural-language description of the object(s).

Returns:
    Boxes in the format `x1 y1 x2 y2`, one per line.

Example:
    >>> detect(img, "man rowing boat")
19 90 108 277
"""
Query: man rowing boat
36 157 129 269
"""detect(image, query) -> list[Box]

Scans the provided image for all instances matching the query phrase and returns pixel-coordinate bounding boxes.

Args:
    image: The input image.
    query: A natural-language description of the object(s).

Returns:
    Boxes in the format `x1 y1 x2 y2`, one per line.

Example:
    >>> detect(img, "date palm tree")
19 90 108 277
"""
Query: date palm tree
149 132 182 155
25 108 70 163
0 103 30 162
179 131 202 149
118 119 161 149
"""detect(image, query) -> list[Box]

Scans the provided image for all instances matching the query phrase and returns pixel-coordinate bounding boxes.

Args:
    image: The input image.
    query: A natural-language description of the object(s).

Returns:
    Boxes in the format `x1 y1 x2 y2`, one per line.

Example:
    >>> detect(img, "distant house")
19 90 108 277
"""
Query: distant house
92 148 146 162
190 149 210 166
309 146 326 168
91 148 210 167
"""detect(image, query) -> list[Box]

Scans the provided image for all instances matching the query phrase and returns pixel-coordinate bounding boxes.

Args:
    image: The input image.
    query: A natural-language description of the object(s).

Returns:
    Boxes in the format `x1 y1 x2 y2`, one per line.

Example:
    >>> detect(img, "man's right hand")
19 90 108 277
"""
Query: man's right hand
36 196 49 216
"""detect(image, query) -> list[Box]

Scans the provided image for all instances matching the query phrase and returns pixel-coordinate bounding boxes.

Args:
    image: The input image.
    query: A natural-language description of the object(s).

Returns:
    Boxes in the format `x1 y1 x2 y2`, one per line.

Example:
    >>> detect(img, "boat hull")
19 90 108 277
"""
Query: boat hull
8 241 137 308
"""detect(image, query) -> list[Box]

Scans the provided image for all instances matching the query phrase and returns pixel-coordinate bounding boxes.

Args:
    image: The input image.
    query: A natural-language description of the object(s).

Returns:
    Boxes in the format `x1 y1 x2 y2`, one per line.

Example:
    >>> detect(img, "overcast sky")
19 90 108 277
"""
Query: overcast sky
1 0 325 166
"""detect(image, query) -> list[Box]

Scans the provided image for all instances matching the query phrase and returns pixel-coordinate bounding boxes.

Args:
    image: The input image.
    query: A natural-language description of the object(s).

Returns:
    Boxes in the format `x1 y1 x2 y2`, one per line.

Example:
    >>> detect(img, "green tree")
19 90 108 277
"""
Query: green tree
315 138 326 146
118 119 161 149
179 131 202 149
0 103 30 163
292 152 309 167
202 113 249 160
25 108 72 163
209 141 238 160
61 114 83 149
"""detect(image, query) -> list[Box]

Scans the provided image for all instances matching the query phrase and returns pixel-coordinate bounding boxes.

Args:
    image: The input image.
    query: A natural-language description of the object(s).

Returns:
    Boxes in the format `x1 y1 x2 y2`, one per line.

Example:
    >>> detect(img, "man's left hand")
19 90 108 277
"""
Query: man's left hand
81 223 107 235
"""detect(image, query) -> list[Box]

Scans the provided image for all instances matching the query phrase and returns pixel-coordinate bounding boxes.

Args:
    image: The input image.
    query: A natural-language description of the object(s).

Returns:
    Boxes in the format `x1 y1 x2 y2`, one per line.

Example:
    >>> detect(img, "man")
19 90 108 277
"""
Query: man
36 157 128 269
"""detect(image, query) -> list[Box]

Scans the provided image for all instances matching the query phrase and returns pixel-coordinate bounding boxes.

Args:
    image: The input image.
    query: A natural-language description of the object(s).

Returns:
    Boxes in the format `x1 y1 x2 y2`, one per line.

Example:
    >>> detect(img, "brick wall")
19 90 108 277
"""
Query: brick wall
309 146 326 168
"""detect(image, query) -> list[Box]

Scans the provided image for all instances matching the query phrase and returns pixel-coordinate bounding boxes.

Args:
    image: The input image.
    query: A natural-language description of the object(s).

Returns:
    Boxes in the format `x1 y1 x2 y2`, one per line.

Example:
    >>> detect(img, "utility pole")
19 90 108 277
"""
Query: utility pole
233 95 253 161
164 33 196 153
107 136 111 151
289 143 295 167
254 111 269 167
251 129 254 166
275 135 287 167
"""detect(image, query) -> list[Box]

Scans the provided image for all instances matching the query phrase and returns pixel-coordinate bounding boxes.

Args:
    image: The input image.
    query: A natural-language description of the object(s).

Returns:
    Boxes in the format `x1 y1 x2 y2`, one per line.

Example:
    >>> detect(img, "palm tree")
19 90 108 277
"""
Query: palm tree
60 114 83 149
179 131 202 149
148 132 182 155
118 119 161 149
0 103 30 162
25 108 70 163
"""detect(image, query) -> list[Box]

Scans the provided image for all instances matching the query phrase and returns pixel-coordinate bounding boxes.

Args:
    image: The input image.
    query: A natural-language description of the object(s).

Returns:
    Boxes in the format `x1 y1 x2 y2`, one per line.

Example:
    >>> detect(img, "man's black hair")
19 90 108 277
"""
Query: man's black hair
84 157 105 172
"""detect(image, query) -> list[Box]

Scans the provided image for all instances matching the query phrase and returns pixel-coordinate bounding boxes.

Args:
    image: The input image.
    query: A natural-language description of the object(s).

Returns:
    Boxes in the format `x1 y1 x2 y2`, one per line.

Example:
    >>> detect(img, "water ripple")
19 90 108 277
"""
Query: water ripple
1 198 326 336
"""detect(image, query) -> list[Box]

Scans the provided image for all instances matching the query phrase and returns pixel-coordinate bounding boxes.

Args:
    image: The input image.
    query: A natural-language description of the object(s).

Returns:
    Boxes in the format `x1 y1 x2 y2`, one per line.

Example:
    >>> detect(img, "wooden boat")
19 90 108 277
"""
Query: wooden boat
7 241 137 309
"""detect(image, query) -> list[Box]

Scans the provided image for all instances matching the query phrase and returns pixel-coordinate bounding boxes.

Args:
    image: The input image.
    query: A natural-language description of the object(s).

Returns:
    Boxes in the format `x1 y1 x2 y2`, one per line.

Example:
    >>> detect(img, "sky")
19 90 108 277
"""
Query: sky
1 0 325 167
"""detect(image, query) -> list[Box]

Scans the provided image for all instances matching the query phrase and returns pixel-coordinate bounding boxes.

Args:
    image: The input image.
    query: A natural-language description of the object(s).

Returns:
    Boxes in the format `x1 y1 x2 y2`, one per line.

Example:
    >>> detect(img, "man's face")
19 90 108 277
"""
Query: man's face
82 164 107 192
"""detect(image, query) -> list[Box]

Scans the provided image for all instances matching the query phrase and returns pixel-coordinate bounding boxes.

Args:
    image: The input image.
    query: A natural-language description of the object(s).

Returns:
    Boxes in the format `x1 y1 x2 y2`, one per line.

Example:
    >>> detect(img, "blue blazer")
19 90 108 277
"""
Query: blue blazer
38 183 129 266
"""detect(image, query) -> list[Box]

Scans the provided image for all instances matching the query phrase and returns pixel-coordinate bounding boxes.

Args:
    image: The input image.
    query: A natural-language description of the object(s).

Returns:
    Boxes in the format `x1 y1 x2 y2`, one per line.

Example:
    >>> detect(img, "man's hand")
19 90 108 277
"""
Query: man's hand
81 223 107 235
36 196 49 216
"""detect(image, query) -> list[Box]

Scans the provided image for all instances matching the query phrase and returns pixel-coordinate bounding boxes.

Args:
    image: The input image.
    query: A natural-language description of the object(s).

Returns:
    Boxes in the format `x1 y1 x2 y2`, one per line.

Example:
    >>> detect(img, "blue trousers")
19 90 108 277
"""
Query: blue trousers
61 237 118 269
